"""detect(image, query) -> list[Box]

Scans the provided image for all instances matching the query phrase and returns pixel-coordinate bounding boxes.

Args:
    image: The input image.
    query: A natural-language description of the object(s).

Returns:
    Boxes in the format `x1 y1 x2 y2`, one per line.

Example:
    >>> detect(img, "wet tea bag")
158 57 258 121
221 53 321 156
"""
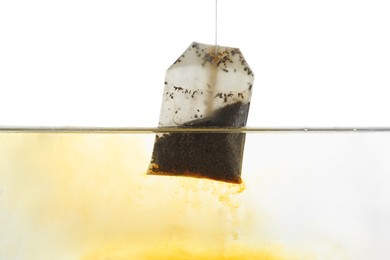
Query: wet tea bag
147 42 254 184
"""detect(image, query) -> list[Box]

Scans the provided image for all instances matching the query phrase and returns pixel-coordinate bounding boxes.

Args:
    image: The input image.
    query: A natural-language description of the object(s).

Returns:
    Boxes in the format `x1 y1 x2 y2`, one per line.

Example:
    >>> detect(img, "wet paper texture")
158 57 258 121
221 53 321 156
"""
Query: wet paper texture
148 42 254 183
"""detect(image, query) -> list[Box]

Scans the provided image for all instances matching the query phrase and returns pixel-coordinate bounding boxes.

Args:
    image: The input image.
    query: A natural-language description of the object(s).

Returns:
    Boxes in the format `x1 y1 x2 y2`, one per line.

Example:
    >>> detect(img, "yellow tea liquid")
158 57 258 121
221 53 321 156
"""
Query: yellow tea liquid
1 131 388 259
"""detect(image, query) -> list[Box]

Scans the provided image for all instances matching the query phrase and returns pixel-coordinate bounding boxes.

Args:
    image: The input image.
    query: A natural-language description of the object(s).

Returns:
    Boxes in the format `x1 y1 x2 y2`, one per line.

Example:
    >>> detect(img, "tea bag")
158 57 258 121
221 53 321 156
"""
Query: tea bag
147 42 254 184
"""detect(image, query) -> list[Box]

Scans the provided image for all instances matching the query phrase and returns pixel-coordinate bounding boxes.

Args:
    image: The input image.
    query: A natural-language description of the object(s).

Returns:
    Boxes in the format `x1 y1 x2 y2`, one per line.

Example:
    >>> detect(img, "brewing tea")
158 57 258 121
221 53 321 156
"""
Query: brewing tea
148 42 254 183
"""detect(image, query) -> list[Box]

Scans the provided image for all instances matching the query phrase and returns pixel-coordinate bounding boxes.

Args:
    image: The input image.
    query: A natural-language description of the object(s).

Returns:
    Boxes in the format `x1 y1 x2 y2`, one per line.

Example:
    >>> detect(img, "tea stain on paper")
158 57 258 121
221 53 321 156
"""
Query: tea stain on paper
0 134 304 259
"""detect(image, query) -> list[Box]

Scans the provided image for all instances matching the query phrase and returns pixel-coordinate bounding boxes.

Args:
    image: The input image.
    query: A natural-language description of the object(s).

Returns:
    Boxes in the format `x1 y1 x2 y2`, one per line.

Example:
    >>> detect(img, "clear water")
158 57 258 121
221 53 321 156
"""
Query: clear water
1 129 389 259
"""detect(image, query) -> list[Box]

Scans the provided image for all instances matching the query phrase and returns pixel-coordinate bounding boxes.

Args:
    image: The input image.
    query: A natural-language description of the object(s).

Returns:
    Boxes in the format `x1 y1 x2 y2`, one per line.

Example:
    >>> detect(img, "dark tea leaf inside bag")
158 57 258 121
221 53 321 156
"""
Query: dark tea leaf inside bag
147 42 254 184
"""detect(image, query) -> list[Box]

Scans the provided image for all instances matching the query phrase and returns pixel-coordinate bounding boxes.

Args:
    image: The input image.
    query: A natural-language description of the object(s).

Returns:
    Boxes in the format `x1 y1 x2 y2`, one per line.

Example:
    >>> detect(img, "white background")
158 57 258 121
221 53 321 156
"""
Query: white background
1 0 390 127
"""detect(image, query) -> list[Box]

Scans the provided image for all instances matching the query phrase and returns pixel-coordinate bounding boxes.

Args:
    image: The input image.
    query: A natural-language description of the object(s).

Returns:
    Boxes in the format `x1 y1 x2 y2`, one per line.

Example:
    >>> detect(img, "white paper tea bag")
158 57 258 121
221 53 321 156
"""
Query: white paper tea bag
148 42 254 183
